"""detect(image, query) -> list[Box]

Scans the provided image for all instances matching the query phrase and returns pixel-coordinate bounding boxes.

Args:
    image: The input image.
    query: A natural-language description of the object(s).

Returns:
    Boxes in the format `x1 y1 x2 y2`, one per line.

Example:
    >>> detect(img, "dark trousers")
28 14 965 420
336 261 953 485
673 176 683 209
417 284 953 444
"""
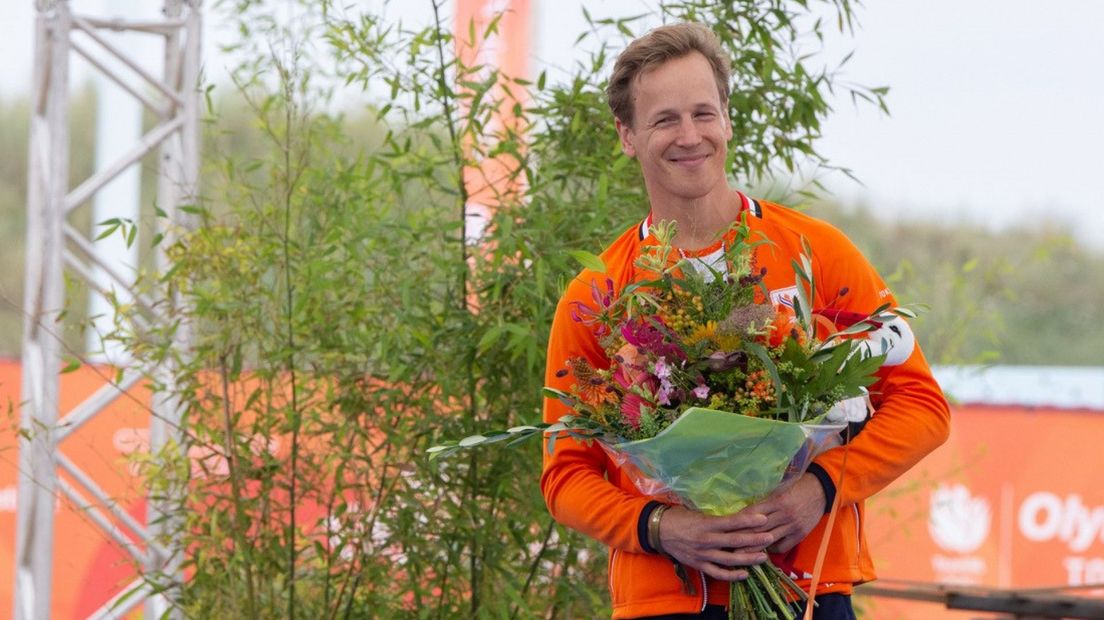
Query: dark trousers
639 593 856 619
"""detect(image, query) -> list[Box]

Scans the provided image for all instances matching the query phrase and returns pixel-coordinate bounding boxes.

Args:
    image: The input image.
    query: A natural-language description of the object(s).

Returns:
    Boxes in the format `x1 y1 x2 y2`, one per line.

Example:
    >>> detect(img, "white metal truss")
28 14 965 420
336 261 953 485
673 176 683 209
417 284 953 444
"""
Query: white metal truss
16 1 201 619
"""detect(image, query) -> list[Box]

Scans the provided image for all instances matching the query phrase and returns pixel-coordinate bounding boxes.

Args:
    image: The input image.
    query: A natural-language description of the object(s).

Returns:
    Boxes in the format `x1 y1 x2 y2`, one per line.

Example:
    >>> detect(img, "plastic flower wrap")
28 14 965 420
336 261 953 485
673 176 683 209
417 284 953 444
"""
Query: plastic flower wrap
604 408 843 515
430 217 918 619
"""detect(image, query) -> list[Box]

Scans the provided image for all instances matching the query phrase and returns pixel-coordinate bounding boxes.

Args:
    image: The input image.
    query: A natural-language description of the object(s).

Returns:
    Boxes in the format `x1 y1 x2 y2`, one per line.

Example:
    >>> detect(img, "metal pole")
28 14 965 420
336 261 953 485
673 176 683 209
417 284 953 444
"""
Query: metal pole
15 0 201 616
144 2 200 617
15 2 70 618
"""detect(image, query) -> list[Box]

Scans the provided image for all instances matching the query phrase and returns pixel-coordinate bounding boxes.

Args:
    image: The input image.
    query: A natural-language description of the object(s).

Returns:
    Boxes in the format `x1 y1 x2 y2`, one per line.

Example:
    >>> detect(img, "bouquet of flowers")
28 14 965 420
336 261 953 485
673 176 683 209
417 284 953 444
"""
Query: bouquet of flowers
430 218 917 619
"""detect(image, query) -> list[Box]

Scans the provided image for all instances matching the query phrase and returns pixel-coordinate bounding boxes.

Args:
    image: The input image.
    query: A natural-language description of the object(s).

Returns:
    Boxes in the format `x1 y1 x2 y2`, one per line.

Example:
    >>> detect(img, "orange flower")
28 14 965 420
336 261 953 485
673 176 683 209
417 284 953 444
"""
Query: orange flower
757 304 809 348
567 357 618 408
746 370 775 403
614 343 647 384
578 380 618 408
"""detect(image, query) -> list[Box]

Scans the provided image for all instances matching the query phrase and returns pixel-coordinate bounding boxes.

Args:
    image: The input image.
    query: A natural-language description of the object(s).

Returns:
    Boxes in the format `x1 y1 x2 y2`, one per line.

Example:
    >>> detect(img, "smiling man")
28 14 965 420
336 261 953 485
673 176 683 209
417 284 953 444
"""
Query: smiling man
540 22 950 619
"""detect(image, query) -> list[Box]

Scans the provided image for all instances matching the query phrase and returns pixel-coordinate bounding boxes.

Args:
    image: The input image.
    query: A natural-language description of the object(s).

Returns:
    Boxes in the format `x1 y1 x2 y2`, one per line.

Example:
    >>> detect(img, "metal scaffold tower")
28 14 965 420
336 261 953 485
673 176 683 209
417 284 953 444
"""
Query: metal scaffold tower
16 1 201 618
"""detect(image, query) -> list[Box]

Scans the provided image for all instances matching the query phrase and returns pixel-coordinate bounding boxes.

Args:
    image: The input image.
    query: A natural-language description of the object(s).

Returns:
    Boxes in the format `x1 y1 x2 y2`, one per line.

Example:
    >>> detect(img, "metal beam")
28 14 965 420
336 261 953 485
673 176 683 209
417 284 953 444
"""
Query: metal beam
16 3 70 618
85 579 151 620
16 1 201 618
859 581 1104 619
54 367 144 441
63 116 183 214
71 38 168 117
82 17 187 34
144 3 202 618
71 16 184 108
62 229 164 321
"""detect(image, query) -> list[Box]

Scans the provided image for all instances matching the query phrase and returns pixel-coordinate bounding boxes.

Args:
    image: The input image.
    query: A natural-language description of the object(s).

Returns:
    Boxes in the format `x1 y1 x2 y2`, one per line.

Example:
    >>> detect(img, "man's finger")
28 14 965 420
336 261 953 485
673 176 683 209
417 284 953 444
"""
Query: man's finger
700 563 751 583
768 532 802 554
713 511 769 531
699 548 769 568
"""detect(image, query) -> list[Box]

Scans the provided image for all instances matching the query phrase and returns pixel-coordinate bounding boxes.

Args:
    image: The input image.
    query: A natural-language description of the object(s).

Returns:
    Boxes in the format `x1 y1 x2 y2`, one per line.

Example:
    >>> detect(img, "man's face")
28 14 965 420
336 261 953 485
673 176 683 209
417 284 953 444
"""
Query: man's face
615 52 732 206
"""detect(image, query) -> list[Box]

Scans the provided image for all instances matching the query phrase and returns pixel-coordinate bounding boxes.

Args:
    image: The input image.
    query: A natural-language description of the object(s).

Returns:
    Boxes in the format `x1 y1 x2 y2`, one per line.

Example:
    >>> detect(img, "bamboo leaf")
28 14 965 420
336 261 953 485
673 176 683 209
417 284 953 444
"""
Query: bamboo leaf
458 435 487 448
568 250 606 273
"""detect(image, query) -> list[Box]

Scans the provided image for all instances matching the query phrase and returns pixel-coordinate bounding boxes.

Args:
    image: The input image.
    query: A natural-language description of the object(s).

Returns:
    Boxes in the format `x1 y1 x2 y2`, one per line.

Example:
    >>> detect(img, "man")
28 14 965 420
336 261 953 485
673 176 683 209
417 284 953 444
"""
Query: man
540 22 950 619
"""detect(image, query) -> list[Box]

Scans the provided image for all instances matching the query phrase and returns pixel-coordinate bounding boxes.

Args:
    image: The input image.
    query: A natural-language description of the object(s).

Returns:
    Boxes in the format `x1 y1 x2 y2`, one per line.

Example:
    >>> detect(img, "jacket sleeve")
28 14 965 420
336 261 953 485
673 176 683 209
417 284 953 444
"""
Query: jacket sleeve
539 272 651 554
810 230 951 507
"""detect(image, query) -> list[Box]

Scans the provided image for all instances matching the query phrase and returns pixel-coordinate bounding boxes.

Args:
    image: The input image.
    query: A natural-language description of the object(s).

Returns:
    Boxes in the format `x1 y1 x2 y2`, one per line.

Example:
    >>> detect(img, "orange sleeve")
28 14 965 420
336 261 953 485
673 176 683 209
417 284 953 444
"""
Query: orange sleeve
810 229 951 506
539 271 650 554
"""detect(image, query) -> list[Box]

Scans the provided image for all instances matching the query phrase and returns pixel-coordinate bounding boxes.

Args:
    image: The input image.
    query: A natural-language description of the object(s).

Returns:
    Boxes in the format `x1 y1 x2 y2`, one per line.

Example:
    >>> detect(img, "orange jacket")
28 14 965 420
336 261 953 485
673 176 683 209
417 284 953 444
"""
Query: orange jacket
540 194 950 618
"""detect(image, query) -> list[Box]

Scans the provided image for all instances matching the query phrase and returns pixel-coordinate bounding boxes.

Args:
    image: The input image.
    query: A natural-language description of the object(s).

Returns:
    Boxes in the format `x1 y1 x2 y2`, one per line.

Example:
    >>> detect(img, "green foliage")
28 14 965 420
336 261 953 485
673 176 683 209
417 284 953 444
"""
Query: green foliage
107 2 899 616
812 202 1104 365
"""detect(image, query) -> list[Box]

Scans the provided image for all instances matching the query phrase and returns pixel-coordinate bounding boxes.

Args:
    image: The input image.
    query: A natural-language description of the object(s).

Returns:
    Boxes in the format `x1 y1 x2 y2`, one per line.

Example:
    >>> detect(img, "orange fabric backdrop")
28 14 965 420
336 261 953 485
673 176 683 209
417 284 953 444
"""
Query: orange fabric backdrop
0 359 149 619
859 404 1104 617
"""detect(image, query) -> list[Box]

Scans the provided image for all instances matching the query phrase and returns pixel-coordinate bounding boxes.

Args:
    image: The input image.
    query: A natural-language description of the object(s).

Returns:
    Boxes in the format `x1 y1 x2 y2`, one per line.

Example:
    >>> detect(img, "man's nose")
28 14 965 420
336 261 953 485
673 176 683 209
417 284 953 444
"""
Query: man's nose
674 117 702 146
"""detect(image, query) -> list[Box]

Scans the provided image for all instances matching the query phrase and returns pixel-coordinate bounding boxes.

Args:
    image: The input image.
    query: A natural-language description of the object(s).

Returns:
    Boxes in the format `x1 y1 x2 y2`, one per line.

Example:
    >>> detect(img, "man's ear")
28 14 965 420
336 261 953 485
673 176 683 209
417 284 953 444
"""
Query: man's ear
615 117 636 158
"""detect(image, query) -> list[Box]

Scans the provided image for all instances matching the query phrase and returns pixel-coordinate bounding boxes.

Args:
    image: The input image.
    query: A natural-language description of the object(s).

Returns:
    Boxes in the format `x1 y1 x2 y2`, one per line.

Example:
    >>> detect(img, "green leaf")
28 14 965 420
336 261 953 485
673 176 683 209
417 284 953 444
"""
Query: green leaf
507 425 541 433
567 250 606 273
94 223 119 241
478 324 507 352
61 357 81 374
458 435 486 448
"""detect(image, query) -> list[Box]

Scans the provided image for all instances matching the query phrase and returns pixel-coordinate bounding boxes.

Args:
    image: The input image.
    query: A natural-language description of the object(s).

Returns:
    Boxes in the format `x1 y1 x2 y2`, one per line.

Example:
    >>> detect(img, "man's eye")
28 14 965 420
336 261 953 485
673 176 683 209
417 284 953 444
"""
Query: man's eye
695 112 716 120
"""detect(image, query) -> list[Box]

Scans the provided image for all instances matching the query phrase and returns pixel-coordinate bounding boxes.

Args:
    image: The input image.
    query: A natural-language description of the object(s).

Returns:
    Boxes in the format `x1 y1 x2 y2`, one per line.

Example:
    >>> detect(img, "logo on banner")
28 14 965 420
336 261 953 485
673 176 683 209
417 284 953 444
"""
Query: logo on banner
1019 492 1104 552
929 483 991 553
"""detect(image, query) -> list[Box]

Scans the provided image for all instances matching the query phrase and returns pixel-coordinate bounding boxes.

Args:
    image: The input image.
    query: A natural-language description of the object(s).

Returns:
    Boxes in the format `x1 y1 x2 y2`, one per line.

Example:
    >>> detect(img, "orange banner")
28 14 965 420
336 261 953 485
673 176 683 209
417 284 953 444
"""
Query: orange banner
860 404 1104 617
454 0 531 241
0 359 149 618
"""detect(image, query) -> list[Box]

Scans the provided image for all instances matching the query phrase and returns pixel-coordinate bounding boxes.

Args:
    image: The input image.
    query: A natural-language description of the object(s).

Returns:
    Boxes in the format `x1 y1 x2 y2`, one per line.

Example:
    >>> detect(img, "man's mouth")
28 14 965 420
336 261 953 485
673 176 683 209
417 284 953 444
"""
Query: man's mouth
668 152 710 166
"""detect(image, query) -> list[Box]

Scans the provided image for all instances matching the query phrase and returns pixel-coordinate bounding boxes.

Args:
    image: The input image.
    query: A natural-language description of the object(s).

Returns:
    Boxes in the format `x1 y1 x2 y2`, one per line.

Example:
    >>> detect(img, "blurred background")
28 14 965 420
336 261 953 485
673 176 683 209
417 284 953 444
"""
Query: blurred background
0 1 1101 618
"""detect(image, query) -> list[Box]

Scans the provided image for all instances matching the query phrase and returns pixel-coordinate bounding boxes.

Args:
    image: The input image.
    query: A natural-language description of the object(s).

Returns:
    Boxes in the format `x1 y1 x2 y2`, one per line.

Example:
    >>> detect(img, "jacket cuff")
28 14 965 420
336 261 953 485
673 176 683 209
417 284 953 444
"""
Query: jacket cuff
807 463 836 514
637 500 664 554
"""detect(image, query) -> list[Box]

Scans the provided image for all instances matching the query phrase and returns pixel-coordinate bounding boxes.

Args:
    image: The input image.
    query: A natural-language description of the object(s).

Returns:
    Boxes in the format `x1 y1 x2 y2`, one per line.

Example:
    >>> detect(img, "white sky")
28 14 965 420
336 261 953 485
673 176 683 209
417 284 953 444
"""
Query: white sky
3 0 1102 250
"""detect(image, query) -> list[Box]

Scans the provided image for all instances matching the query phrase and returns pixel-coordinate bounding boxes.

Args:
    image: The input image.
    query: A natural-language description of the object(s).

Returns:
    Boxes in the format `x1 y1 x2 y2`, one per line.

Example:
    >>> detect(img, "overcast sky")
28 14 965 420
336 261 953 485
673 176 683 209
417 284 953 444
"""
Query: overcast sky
3 1 1102 250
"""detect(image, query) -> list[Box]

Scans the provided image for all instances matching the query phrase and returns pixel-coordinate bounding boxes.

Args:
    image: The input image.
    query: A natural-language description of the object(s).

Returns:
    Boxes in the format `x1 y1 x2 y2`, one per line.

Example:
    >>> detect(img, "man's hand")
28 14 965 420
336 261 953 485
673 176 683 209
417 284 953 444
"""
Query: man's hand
658 506 774 582
744 473 827 554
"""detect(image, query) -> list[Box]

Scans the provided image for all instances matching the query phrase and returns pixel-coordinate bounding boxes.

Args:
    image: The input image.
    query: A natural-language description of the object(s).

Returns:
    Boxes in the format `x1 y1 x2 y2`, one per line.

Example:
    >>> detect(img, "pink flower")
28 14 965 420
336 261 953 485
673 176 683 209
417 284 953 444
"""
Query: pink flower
693 384 710 400
656 381 674 406
621 316 685 361
653 357 672 380
570 278 616 336
621 392 651 430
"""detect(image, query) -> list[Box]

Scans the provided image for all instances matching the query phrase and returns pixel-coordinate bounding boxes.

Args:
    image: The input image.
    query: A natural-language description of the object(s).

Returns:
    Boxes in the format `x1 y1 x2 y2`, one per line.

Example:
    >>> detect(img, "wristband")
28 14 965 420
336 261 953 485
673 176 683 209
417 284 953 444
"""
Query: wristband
647 504 669 556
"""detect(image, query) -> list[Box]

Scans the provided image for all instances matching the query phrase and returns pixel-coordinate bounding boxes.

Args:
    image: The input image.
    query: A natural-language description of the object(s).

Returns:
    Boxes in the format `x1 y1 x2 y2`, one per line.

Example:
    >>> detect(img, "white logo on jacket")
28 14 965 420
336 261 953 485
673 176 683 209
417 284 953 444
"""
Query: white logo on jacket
857 315 916 367
769 286 798 308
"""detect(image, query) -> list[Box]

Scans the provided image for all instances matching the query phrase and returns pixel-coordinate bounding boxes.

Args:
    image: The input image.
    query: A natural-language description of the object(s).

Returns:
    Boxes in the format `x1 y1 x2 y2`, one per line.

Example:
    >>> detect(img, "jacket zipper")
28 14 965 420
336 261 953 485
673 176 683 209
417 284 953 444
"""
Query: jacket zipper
609 549 618 595
852 503 862 561
699 569 708 611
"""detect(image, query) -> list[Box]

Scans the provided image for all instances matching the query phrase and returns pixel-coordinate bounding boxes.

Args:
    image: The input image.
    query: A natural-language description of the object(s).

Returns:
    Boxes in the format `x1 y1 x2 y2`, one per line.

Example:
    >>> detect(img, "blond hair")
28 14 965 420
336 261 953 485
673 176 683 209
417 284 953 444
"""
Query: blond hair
607 22 731 127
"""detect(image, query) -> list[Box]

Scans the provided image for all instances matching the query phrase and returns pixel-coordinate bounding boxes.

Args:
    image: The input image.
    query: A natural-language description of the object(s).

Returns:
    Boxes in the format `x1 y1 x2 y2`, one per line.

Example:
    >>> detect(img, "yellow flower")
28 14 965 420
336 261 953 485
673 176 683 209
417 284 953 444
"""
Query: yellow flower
685 321 741 351
714 330 742 352
685 321 718 347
